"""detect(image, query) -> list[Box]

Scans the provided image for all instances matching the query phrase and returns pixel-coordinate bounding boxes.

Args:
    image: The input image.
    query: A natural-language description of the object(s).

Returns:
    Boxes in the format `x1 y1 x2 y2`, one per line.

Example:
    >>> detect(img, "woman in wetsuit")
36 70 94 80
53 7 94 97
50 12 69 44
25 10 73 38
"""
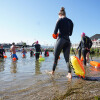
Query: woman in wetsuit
78 33 92 66
49 7 73 79
32 41 42 60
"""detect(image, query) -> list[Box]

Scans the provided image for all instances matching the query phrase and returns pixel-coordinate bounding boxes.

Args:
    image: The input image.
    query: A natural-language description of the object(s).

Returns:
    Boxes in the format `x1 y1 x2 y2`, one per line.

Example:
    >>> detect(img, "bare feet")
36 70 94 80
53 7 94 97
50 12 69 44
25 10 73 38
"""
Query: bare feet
66 73 72 79
48 71 54 75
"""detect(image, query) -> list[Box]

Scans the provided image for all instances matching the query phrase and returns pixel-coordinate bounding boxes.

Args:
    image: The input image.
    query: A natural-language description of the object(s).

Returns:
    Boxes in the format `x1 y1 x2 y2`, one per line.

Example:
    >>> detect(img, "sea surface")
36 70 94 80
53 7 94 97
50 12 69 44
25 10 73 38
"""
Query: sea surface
0 52 100 100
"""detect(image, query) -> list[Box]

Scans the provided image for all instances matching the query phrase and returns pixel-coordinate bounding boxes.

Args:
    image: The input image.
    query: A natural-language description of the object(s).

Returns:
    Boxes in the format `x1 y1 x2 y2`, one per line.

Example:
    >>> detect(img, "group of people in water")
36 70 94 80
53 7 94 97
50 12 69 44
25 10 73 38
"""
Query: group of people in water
0 7 93 79
0 41 49 60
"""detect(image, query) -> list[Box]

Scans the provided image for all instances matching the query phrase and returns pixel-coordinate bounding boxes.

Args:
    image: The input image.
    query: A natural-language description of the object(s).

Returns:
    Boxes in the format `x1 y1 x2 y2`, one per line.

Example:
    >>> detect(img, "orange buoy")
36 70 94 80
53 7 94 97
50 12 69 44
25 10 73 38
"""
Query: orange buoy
40 55 42 58
71 56 85 78
13 57 16 61
90 61 100 68
23 54 25 58
81 56 83 61
4 55 7 58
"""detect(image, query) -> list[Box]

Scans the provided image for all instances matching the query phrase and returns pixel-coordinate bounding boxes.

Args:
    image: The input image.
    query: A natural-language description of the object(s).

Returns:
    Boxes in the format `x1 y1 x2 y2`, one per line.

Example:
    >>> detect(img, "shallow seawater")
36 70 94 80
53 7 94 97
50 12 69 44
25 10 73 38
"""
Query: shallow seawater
0 52 100 100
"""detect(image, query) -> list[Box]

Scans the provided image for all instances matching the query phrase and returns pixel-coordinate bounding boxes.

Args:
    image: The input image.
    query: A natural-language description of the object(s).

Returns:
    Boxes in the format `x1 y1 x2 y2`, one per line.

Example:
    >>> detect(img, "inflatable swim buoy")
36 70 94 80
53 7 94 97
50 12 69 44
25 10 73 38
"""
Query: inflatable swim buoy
13 57 16 61
90 61 100 68
40 55 42 58
71 56 85 78
39 57 45 61
81 56 83 61
22 54 25 58
4 55 7 58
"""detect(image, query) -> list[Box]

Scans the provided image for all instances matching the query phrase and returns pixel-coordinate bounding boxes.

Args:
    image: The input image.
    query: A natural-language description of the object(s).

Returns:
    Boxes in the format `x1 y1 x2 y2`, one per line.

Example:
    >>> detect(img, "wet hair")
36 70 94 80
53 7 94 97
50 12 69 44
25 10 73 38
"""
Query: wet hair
59 7 66 16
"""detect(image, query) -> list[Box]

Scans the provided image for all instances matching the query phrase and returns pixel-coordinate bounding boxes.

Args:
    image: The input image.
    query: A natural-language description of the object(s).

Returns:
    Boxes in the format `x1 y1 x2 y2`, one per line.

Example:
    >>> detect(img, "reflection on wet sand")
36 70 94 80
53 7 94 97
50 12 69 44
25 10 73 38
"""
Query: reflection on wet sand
10 61 17 73
35 60 42 75
0 61 4 72
90 67 100 72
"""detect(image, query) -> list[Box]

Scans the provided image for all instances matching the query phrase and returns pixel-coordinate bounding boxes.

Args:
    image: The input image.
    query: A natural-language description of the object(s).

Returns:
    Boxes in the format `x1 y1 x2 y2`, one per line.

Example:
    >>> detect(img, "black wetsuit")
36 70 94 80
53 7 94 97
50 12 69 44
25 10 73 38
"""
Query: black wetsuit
34 44 42 60
44 50 49 57
30 50 34 57
44 50 47 57
78 36 92 65
0 49 5 58
53 17 73 73
77 41 82 59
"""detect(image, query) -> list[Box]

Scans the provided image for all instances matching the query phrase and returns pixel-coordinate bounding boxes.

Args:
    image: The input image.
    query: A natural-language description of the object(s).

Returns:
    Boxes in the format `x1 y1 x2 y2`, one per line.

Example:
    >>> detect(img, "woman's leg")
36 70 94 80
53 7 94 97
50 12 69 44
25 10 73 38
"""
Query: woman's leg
63 42 72 78
52 38 64 72
78 49 81 60
35 53 39 60
82 49 87 66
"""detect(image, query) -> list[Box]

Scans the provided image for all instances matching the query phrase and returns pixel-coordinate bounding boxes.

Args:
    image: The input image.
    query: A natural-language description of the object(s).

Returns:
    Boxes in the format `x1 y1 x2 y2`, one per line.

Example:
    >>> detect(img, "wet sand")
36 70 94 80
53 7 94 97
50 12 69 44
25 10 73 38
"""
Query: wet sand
0 68 100 100
0 53 100 100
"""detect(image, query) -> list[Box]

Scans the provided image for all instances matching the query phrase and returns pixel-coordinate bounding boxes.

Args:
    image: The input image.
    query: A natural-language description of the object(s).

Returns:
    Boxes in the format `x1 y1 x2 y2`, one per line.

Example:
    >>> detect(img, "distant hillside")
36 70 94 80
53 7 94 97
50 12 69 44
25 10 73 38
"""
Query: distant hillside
90 34 100 40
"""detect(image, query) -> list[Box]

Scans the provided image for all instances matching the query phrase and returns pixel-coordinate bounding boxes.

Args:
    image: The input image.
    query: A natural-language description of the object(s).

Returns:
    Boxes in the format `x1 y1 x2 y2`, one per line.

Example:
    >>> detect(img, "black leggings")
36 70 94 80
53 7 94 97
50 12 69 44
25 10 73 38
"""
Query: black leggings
53 38 71 73
78 49 81 60
35 53 40 60
82 49 89 65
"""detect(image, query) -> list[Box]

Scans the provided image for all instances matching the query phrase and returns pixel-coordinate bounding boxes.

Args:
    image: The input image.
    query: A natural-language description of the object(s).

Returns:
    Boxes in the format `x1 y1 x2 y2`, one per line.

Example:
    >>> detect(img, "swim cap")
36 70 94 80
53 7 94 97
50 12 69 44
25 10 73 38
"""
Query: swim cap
81 32 85 37
36 41 38 44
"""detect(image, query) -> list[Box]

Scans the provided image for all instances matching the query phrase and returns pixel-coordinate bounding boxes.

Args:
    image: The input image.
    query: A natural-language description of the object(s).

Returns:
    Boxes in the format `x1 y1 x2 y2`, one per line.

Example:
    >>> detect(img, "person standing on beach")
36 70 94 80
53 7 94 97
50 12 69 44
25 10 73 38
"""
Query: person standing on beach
10 42 18 60
77 32 92 65
0 45 5 59
32 41 42 60
49 7 73 79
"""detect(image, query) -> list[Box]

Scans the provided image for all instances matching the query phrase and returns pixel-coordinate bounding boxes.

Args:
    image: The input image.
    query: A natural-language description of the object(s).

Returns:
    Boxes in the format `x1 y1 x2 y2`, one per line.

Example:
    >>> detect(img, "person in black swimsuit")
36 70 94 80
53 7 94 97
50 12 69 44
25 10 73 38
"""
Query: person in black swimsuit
77 32 92 65
32 41 42 60
49 7 73 79
0 45 5 58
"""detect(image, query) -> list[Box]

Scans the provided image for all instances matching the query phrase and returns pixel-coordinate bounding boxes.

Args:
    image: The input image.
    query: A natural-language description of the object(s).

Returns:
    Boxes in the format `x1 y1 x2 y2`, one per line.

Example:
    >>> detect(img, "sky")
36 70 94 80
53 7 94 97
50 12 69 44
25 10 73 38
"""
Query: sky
0 0 100 46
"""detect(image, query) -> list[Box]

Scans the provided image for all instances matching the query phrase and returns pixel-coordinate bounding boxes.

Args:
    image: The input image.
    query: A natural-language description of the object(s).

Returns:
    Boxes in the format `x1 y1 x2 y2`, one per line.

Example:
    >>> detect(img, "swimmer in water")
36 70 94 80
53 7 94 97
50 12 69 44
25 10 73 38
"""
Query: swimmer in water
10 42 18 60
